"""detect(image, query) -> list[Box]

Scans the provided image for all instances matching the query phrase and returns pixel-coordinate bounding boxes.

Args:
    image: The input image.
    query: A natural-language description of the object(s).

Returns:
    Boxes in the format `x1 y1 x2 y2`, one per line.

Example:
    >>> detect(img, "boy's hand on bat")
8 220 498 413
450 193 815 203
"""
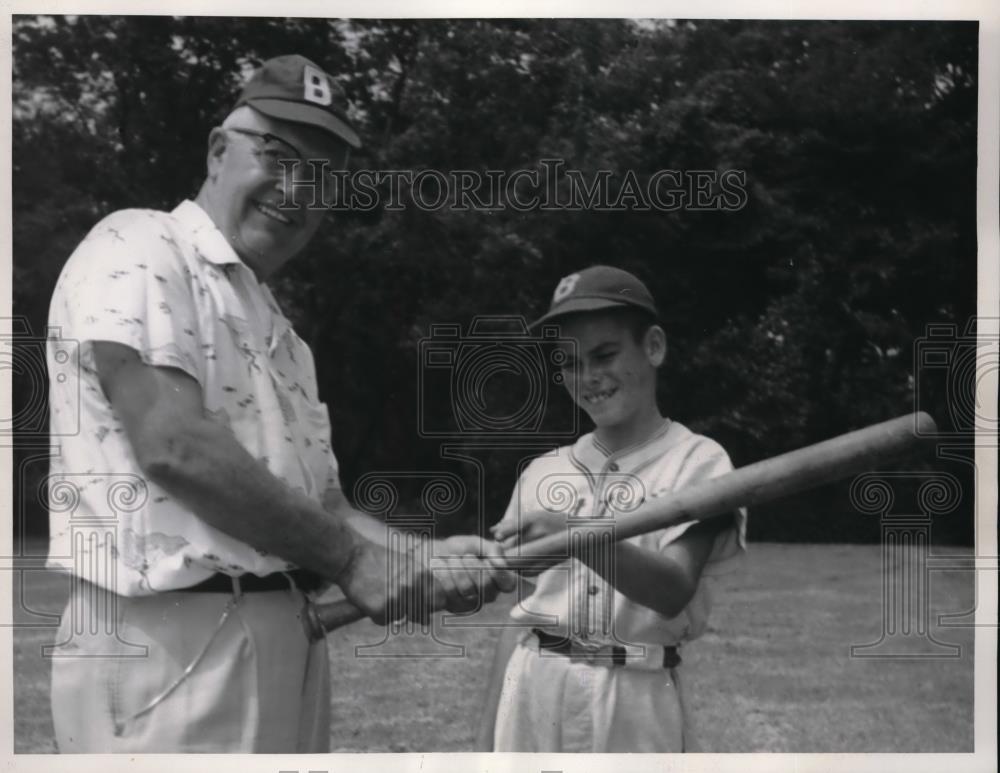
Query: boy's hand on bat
490 509 569 549
436 535 518 605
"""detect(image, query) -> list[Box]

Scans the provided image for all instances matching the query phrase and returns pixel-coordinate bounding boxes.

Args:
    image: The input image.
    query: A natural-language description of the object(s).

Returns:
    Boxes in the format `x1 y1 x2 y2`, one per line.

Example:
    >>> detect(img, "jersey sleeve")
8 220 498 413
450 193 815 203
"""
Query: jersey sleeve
653 437 747 575
52 209 204 384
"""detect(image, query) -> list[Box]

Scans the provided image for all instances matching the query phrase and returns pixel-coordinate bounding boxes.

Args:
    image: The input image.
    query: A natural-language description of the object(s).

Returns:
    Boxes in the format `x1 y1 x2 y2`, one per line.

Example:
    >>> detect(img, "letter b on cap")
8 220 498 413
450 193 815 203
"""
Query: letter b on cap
553 273 580 304
303 64 333 106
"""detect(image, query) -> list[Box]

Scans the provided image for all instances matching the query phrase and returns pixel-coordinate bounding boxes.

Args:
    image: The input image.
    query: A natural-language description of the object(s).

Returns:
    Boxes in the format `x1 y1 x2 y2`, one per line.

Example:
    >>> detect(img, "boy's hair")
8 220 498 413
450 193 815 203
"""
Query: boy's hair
609 306 659 344
558 306 660 344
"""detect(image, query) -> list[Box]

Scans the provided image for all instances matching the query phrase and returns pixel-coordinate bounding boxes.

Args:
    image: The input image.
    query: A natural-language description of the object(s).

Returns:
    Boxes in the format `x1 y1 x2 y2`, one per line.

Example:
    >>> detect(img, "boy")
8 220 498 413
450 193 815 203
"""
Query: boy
476 265 746 752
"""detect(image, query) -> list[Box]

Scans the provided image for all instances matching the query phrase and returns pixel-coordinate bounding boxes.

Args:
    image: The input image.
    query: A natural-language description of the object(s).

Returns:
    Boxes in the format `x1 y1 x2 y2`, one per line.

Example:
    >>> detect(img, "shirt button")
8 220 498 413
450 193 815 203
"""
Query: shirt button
608 462 619 472
588 585 600 595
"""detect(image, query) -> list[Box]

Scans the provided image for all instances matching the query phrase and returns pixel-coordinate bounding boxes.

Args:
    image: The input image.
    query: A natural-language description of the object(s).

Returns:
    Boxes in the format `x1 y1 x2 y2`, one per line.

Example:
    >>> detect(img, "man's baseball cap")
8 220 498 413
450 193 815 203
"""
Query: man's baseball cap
234 54 362 150
530 265 659 330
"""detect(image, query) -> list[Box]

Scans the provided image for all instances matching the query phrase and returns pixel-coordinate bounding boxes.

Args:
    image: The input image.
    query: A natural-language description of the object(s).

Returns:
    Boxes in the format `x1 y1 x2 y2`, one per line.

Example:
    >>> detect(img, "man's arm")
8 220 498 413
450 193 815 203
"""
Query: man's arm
95 341 363 581
93 342 513 622
324 486 393 546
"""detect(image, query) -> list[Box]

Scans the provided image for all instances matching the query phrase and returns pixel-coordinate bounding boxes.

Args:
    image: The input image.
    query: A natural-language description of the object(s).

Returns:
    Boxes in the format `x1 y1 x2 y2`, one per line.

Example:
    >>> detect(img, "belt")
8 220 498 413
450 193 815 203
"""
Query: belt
532 628 681 669
182 569 325 594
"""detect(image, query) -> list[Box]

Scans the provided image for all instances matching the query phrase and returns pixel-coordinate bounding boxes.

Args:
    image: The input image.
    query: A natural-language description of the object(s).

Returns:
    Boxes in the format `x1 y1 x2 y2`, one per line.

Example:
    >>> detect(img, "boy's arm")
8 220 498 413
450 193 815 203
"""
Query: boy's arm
475 623 523 751
586 515 735 619
493 506 735 618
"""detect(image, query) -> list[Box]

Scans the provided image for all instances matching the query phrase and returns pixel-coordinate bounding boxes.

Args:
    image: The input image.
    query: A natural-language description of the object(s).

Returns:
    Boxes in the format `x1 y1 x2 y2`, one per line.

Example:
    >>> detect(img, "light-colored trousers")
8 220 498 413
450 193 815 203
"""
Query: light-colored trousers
494 635 694 752
50 580 330 753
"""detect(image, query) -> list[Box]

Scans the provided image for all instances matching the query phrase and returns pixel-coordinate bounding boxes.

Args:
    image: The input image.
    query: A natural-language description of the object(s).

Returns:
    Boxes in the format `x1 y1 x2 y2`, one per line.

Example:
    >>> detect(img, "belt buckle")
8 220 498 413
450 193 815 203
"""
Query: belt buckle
569 637 606 664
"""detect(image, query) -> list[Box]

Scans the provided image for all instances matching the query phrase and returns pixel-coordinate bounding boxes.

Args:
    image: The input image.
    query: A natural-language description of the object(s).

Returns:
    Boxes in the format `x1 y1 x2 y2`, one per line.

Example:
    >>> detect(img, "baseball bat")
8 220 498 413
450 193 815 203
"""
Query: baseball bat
303 411 936 639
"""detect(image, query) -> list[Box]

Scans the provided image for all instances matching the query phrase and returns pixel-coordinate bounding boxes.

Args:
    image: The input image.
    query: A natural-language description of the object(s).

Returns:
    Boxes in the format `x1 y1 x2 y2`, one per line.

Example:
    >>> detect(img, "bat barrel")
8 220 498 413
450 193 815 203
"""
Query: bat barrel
504 411 936 556
303 411 936 639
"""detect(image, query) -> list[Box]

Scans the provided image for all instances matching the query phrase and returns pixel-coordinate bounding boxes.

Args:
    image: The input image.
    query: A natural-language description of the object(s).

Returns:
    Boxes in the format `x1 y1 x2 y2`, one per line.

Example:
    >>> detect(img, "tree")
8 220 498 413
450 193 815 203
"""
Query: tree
11 17 978 543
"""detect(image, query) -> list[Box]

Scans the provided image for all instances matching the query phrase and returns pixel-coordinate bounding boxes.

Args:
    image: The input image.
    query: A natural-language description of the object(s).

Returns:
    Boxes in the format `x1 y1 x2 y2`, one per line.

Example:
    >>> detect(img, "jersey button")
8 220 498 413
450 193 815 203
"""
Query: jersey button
608 462 619 472
588 584 600 595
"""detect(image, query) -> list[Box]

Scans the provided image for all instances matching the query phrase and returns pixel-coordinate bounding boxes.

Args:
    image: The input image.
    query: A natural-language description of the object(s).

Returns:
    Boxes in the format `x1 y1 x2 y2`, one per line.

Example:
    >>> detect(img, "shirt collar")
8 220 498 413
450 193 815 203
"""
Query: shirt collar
572 419 685 474
171 199 246 268
172 200 293 347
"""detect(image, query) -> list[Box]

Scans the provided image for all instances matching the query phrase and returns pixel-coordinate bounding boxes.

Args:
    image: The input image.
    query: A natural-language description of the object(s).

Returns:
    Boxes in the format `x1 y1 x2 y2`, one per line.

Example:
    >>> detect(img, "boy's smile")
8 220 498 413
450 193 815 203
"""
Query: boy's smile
582 385 620 407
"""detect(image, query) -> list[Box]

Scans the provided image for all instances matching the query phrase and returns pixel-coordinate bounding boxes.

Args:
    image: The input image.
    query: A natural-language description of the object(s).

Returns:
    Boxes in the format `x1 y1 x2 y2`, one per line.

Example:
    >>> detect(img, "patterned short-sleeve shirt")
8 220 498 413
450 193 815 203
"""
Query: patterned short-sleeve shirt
500 420 747 646
46 200 341 596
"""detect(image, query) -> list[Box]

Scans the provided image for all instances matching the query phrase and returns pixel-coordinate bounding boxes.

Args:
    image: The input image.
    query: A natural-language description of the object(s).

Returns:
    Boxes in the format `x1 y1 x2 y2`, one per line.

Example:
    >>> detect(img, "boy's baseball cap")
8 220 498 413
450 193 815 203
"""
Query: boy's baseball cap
234 54 362 149
531 265 659 330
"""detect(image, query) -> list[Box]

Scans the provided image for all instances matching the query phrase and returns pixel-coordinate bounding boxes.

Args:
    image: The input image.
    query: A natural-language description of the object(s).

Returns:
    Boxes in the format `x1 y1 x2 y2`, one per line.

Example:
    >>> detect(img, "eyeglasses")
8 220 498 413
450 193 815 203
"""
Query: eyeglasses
226 127 305 177
225 126 348 202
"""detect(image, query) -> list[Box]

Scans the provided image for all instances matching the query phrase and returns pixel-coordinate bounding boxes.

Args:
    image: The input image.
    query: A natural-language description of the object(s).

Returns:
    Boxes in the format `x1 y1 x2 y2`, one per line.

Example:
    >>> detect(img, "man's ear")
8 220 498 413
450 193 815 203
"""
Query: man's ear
205 127 228 179
645 325 667 368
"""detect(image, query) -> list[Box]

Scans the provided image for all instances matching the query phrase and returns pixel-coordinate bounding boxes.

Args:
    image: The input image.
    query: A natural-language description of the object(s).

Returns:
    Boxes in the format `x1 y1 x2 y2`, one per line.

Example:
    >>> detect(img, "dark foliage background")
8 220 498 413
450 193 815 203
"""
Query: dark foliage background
10 17 979 544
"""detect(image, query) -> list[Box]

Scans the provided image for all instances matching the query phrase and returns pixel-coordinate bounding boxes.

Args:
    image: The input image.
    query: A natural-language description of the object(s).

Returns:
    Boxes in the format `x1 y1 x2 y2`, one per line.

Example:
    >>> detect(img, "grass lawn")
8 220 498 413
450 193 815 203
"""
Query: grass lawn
12 542 976 752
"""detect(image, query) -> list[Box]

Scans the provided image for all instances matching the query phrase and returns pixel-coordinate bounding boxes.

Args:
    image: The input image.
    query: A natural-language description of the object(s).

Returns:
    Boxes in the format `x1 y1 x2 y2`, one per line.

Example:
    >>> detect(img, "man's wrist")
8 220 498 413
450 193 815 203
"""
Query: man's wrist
329 534 365 587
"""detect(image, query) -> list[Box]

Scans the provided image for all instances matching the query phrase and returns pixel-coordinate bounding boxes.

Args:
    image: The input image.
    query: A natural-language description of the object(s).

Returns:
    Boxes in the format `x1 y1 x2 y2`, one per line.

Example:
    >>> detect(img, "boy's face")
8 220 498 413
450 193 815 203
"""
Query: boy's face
557 311 665 430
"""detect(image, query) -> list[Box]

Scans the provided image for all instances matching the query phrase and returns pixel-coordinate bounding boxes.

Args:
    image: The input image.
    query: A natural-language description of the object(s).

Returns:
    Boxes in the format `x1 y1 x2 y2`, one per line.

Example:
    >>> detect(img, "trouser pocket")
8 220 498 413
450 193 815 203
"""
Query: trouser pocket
106 592 256 751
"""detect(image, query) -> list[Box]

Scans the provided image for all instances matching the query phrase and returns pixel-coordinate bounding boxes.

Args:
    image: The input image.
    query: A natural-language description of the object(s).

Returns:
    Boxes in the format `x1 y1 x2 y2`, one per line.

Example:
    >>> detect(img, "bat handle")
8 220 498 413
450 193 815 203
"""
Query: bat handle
303 598 365 641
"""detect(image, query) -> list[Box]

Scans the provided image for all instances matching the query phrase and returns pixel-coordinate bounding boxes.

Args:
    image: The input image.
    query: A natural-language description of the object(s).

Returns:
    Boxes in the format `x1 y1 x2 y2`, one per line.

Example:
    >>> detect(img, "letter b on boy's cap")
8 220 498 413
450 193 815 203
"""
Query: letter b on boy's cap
531 265 659 329
234 54 362 149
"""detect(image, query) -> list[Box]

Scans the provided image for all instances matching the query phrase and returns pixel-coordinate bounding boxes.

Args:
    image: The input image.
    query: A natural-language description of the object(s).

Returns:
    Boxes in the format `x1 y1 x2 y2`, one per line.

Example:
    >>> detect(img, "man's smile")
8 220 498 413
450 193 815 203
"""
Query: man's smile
252 199 295 225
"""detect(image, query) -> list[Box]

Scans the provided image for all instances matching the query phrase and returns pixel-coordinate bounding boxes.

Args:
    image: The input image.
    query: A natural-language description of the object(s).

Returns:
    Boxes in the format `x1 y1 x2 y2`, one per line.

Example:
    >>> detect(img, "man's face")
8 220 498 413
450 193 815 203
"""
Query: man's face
557 311 664 431
206 114 347 278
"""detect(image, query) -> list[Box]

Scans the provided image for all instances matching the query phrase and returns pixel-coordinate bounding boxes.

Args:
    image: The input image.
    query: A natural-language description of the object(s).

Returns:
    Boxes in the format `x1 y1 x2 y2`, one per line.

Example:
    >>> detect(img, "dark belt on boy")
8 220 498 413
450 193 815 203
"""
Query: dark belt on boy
532 628 682 669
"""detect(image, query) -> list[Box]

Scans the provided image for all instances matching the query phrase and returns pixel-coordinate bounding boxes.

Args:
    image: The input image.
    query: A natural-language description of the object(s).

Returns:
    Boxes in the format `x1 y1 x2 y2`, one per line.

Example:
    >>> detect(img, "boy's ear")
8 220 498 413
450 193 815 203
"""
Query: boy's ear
645 325 667 368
